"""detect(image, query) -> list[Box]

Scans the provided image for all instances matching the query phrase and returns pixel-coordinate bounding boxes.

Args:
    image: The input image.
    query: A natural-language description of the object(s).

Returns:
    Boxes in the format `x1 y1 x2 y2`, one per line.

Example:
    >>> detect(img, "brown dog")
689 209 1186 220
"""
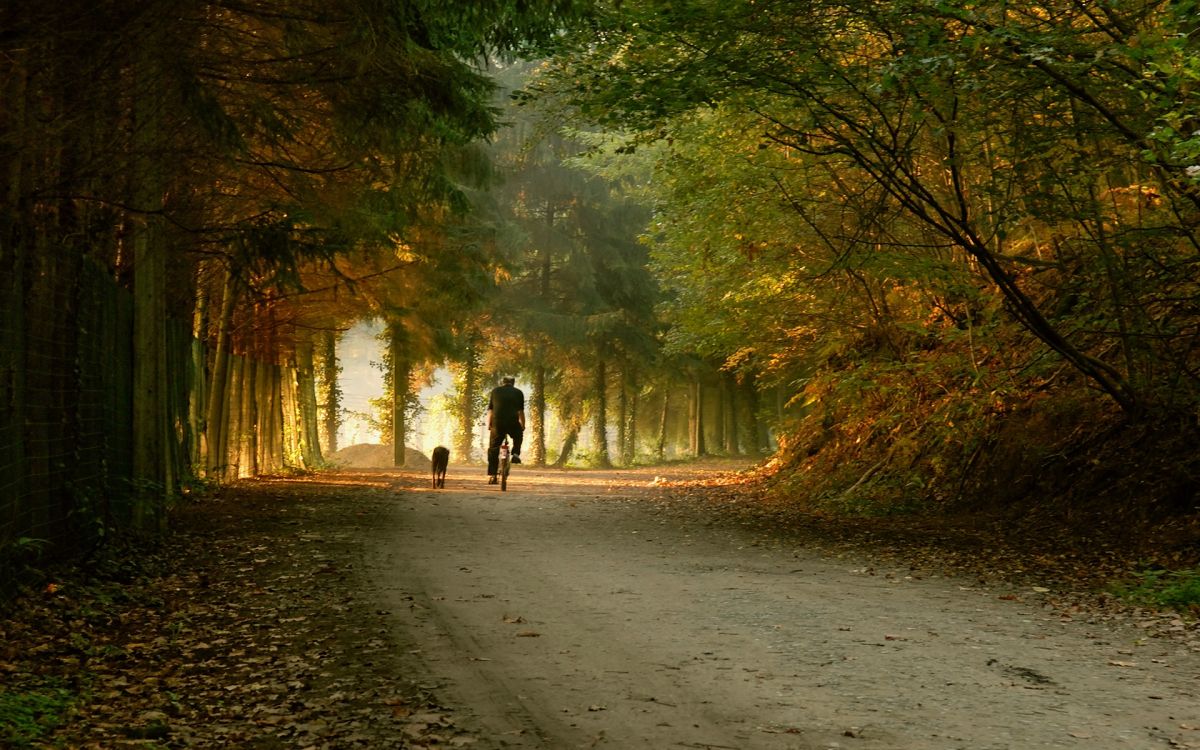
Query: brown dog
431 446 449 489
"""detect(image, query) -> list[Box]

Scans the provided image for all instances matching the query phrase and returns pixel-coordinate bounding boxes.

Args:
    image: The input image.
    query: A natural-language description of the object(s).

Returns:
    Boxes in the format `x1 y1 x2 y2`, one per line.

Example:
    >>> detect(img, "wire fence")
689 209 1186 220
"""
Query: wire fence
0 258 182 602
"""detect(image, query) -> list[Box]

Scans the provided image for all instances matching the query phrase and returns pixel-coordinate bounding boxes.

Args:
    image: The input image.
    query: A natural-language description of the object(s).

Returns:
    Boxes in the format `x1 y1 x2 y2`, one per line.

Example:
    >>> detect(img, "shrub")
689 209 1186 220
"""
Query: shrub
1112 567 1200 613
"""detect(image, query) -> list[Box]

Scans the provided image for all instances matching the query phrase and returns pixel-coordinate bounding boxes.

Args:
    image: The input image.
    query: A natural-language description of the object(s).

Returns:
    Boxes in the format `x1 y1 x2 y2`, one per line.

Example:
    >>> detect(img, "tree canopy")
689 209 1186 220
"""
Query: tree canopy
533 0 1200 420
6 0 1200 562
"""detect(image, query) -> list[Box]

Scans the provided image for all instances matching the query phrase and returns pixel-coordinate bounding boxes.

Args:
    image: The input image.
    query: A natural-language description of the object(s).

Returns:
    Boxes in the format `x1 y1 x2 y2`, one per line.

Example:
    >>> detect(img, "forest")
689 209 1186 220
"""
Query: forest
3 0 1200 592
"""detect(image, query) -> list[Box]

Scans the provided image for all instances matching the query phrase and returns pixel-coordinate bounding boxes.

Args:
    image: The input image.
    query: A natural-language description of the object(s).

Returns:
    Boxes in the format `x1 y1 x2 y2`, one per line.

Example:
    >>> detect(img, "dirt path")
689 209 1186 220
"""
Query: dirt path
8 463 1198 749
364 465 1200 749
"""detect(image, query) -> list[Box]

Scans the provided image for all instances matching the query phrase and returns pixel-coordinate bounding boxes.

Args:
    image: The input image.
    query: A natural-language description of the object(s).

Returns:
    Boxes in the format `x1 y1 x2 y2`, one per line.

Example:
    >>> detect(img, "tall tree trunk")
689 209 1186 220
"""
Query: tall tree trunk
219 353 236 475
317 330 339 457
724 371 740 455
712 378 726 455
454 337 480 462
532 203 555 467
531 203 556 466
530 362 547 467
295 333 322 467
1 53 29 537
204 270 238 480
741 377 765 456
591 355 611 467
241 353 258 477
130 49 169 527
656 388 670 462
258 361 281 473
167 321 192 484
616 367 628 466
689 379 706 457
189 273 208 470
389 322 409 467
624 376 639 466
273 365 286 470
227 355 244 478
280 362 301 467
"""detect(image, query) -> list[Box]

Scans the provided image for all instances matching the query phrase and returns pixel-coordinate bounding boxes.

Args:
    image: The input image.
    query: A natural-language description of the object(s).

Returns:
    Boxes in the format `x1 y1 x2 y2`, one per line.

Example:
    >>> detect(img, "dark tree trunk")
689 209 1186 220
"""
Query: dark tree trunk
625 381 639 466
204 270 237 480
530 362 547 466
657 388 670 462
689 379 706 457
724 371 740 455
592 355 611 468
616 367 629 466
454 337 480 462
389 322 410 468
318 330 339 456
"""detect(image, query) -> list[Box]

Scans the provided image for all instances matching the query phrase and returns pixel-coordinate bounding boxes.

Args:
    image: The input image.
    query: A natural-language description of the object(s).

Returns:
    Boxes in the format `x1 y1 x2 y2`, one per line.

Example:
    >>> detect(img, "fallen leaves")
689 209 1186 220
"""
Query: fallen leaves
1 477 483 749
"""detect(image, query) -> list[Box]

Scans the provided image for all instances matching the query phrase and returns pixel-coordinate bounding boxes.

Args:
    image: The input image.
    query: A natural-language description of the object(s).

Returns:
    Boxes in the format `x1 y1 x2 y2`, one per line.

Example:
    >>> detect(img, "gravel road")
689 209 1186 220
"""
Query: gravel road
361 465 1200 750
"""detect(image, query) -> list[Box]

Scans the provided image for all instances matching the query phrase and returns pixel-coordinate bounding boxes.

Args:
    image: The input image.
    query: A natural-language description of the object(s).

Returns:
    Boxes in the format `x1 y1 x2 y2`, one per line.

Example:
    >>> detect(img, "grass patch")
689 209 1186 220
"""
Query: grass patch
0 684 75 748
1112 567 1200 612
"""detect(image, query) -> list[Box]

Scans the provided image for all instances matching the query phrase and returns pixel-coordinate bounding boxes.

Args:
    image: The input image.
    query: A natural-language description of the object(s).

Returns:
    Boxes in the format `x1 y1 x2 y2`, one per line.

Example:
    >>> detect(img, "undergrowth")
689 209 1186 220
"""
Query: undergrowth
0 682 75 748
1111 567 1200 613
763 321 1200 575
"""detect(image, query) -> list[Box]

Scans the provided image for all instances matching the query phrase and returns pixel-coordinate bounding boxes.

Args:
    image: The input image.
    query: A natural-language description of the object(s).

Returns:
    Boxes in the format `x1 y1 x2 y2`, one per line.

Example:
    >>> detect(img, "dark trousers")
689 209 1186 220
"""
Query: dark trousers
487 423 523 476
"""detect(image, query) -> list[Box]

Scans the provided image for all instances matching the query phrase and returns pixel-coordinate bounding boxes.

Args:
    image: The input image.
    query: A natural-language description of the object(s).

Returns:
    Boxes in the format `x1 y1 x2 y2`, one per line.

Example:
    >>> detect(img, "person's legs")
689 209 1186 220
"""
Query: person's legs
487 428 504 476
509 424 524 461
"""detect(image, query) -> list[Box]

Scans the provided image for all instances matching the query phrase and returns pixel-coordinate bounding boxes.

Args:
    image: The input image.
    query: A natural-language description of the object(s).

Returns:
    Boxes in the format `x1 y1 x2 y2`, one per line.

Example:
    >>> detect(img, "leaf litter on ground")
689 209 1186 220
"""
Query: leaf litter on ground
0 474 480 749
2 463 1197 749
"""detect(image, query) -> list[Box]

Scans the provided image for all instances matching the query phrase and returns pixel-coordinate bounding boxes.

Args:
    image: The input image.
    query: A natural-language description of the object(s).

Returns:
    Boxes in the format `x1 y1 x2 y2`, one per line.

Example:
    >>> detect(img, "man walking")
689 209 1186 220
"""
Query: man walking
486 376 525 484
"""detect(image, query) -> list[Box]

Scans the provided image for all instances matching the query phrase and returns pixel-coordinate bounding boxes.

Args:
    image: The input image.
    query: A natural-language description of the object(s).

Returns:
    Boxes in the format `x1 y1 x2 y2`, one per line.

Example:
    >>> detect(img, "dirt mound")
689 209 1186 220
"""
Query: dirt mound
331 443 430 468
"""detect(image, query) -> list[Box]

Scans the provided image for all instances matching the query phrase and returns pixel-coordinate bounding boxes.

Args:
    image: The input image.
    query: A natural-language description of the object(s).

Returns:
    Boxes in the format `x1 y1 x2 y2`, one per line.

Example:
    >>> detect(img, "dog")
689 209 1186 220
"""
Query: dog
431 446 449 489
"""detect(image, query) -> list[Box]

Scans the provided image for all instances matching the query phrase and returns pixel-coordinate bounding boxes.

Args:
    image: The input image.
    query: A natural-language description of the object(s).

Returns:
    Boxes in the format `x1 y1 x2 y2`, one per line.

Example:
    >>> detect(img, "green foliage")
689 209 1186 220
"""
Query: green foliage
537 0 1200 420
0 684 74 748
5 537 49 559
1112 568 1200 612
479 64 666 438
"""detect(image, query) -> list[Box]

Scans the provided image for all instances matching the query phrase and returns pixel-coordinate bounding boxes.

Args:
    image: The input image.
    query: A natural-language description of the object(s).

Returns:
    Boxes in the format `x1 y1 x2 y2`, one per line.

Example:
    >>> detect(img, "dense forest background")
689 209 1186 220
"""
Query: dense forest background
3 0 1199 595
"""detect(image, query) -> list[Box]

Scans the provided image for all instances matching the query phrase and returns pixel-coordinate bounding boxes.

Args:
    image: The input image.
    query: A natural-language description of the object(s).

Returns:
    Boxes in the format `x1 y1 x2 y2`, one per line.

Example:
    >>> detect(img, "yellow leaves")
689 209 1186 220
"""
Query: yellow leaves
392 240 419 263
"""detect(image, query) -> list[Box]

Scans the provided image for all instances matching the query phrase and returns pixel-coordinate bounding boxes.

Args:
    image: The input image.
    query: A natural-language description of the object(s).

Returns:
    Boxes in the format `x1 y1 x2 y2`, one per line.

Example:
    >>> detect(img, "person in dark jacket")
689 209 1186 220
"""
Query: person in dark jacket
486 376 525 483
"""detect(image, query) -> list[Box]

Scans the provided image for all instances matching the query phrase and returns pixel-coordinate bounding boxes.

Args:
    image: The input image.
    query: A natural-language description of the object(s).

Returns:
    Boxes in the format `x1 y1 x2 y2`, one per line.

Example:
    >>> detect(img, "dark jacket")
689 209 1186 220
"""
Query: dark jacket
487 384 524 427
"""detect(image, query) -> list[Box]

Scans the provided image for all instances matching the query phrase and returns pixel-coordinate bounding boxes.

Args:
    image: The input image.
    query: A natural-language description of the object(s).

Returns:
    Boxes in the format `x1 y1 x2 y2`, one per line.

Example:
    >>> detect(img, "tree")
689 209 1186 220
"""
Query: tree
450 332 483 462
537 0 1200 420
0 0 607 562
481 67 665 465
316 330 341 456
